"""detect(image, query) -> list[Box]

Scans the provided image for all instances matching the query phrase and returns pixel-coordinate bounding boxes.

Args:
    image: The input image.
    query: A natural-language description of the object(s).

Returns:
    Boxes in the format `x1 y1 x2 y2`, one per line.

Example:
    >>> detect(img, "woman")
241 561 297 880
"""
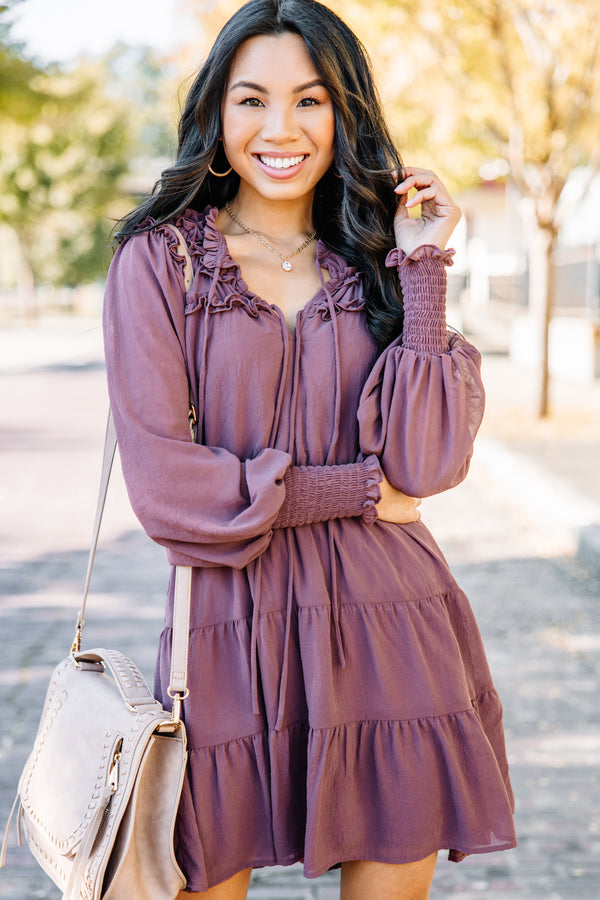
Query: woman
104 1 516 897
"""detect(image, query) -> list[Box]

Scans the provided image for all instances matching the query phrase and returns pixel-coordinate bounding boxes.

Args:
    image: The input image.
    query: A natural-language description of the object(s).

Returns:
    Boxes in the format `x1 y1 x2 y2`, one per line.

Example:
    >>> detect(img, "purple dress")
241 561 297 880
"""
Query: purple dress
103 206 516 891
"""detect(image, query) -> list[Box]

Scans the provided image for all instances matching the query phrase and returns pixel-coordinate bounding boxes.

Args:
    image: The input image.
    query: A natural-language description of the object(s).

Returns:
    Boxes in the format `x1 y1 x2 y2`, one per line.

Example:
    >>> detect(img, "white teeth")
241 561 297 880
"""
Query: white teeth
259 155 305 169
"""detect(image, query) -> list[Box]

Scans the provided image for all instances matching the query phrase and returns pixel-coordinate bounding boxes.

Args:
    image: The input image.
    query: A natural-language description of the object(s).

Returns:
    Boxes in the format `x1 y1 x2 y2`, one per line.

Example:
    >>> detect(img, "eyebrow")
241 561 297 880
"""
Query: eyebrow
228 79 325 94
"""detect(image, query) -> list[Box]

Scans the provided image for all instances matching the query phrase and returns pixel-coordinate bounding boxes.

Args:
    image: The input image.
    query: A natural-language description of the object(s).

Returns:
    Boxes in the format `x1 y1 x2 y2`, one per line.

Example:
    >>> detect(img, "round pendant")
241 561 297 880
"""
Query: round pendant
282 260 293 272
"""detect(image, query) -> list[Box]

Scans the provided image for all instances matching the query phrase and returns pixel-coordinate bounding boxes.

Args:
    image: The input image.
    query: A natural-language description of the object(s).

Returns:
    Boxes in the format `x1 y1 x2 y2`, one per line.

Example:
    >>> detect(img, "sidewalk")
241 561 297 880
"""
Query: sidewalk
1 316 599 899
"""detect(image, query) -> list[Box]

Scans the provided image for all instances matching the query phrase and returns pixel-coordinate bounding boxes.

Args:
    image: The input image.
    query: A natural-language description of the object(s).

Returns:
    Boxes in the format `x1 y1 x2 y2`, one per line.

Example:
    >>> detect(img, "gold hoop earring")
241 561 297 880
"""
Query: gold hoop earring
208 163 233 177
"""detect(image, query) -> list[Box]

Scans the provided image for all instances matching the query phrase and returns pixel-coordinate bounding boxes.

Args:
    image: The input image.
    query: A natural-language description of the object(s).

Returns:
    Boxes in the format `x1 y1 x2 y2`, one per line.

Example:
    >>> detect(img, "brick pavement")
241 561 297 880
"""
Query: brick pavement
1 316 599 899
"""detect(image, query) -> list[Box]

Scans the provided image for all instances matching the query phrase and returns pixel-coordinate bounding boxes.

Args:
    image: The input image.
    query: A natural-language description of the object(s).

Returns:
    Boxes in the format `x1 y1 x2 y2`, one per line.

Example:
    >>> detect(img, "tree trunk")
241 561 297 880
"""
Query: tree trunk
527 222 556 418
17 234 39 321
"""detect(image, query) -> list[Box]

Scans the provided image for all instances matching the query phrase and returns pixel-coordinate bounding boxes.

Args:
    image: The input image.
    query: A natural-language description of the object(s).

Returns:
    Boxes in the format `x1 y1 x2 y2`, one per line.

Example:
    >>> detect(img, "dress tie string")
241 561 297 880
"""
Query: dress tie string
269 309 291 447
273 316 303 728
318 262 347 669
250 554 263 716
250 311 298 728
195 305 210 443
274 529 296 731
327 520 346 668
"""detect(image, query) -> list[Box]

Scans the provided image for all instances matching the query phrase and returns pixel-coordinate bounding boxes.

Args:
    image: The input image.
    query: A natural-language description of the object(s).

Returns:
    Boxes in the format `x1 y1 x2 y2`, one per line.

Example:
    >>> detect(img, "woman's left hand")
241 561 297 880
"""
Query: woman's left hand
393 166 461 256
377 474 422 525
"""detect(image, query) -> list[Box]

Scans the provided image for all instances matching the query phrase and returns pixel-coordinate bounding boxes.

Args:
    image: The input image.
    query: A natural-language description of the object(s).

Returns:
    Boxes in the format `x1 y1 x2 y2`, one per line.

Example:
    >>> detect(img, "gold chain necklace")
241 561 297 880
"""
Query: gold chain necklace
224 202 316 272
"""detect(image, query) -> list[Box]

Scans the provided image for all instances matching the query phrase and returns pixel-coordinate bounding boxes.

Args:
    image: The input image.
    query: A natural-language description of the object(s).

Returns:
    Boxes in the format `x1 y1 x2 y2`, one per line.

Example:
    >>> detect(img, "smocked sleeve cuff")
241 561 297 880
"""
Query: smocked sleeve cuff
272 454 382 529
385 245 455 355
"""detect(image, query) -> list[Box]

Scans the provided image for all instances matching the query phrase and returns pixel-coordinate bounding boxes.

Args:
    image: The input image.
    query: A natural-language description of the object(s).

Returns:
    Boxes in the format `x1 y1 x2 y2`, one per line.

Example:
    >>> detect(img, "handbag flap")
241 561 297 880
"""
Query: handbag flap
19 658 137 854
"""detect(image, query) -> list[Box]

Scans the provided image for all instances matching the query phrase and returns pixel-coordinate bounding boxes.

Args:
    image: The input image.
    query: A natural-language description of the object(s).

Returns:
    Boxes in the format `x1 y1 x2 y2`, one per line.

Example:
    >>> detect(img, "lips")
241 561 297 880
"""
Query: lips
258 154 306 169
252 152 309 179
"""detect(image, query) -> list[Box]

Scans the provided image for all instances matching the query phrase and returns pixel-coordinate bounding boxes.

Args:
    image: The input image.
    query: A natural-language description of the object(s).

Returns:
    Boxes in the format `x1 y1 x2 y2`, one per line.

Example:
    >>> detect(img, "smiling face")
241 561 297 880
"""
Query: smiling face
221 32 336 205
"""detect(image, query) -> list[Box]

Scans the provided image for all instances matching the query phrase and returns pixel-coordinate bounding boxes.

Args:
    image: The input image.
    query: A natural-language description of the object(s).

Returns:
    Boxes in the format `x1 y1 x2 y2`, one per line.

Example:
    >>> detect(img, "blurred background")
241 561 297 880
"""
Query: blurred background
2 0 600 413
1 1 599 899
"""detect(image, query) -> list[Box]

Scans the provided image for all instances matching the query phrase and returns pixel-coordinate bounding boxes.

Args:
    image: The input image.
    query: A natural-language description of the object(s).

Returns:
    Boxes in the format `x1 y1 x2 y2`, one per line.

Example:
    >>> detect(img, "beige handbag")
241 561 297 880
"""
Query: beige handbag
1 413 191 900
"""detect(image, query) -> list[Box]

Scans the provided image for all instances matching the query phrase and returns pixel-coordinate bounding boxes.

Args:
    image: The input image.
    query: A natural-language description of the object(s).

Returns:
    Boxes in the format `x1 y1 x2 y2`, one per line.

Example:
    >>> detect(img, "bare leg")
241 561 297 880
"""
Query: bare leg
340 854 438 900
175 868 252 900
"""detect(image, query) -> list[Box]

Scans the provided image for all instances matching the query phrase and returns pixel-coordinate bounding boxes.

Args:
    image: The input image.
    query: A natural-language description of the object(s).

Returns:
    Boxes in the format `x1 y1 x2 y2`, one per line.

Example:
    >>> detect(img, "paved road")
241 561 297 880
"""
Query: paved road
0 317 599 899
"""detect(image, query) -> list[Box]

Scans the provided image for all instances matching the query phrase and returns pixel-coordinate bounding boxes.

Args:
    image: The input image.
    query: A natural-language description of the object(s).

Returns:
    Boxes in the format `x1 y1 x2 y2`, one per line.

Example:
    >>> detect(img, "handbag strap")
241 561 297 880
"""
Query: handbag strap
74 410 118 639
71 410 192 716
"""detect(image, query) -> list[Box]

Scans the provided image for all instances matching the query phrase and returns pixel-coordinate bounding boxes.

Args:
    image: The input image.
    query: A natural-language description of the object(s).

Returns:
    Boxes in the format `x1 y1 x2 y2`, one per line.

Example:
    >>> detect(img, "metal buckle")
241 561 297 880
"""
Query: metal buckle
69 620 83 668
166 686 190 727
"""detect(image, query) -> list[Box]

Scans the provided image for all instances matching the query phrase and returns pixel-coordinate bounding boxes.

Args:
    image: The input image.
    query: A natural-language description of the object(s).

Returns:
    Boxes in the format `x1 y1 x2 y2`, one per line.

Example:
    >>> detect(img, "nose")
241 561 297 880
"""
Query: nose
260 104 301 143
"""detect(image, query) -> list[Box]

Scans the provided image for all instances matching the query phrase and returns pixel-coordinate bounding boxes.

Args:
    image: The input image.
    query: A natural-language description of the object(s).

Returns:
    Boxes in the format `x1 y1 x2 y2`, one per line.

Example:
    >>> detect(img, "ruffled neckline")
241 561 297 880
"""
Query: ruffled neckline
169 206 365 325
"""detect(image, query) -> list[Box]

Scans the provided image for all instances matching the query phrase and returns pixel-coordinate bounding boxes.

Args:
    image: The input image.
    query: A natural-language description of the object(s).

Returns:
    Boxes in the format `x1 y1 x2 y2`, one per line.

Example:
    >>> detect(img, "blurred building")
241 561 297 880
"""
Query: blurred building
452 165 600 382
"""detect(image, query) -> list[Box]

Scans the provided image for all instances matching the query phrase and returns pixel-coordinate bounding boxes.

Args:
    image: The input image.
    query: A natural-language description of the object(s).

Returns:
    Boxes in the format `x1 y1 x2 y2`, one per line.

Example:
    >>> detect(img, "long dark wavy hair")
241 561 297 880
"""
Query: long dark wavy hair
116 0 404 346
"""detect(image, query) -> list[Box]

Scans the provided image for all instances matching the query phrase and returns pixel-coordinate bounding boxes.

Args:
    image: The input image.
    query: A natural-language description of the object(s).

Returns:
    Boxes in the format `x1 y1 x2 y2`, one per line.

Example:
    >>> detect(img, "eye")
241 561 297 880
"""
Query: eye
239 97 264 107
298 97 320 107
